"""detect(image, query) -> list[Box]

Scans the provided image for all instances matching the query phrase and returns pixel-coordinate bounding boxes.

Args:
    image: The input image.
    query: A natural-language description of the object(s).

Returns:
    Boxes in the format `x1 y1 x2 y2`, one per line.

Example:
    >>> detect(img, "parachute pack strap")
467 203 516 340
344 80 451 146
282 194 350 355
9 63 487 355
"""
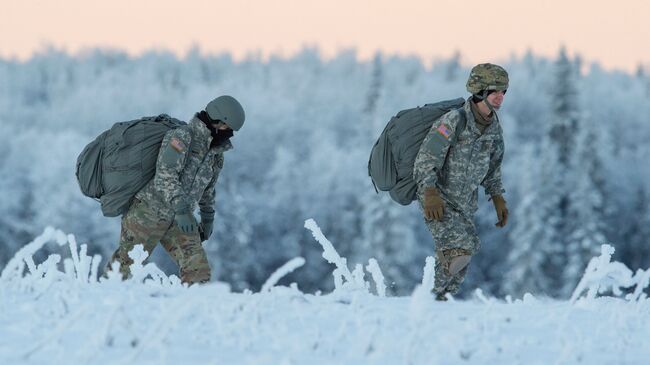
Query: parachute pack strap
118 115 159 139
367 158 379 193
184 127 196 167
367 155 379 193
155 114 172 123
453 107 467 146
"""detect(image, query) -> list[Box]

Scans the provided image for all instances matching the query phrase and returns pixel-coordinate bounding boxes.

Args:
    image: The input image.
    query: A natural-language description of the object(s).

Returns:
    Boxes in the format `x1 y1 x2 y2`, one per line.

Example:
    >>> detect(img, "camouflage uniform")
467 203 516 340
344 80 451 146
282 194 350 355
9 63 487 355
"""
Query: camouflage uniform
108 115 231 284
413 98 505 296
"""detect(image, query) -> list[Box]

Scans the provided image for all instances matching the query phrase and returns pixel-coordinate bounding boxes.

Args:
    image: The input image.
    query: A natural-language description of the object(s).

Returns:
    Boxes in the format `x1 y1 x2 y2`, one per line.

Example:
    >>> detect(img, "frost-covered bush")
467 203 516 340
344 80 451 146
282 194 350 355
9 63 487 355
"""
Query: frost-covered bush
0 227 184 292
305 218 387 297
571 244 650 302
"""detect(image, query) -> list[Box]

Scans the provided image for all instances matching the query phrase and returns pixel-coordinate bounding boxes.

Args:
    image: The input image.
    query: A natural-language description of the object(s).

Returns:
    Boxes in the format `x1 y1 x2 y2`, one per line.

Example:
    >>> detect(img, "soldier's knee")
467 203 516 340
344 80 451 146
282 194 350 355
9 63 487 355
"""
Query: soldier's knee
437 248 472 276
449 255 471 275
181 266 211 285
180 253 211 285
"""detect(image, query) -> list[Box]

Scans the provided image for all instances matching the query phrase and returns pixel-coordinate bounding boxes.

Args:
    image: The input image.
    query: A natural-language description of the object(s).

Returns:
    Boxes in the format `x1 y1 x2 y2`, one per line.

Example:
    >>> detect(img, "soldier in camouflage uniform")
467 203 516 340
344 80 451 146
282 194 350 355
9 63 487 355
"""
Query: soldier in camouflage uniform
413 64 510 300
106 95 245 284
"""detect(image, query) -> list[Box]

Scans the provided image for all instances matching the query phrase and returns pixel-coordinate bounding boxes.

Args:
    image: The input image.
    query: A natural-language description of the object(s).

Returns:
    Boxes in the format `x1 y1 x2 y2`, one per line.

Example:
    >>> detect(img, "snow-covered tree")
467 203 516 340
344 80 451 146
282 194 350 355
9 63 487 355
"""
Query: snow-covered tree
618 186 650 270
505 141 565 296
563 112 608 295
1 46 648 297
506 47 594 297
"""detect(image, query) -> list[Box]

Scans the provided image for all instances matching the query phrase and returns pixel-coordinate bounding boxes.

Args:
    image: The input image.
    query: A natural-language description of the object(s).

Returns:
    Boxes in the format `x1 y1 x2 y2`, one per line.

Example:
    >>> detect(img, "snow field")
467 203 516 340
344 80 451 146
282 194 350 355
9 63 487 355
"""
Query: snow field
1 224 649 365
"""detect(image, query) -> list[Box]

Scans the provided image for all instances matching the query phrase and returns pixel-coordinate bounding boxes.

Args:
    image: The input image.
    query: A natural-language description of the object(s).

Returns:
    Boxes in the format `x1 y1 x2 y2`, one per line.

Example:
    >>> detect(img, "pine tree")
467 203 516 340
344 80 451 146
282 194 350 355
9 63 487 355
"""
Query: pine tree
619 186 650 270
357 53 422 294
505 142 565 296
445 50 462 82
635 64 645 79
209 181 254 291
562 113 608 295
506 47 592 297
549 47 579 167
363 54 383 114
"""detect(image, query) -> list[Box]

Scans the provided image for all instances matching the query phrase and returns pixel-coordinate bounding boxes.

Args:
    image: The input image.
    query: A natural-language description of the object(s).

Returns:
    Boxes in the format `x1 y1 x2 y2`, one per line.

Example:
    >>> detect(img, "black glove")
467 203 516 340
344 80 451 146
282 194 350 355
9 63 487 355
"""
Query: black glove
199 213 214 241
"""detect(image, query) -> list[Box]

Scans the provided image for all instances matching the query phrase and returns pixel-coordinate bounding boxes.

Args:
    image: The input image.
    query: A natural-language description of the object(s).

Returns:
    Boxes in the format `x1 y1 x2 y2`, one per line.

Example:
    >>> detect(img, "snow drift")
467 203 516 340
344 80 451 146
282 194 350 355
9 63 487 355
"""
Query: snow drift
1 221 649 365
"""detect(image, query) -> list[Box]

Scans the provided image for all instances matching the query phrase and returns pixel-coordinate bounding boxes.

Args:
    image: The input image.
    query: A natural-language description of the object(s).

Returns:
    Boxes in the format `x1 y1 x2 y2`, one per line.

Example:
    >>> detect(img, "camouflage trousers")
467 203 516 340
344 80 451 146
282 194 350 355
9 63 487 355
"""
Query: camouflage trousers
417 193 480 296
106 198 211 284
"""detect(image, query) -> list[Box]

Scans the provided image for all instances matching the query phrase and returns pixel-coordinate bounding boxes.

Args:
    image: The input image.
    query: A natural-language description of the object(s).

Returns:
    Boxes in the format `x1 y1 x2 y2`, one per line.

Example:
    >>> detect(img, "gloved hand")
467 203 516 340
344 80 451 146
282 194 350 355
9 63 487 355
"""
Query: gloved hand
174 201 197 234
199 213 214 242
423 187 445 221
492 195 508 228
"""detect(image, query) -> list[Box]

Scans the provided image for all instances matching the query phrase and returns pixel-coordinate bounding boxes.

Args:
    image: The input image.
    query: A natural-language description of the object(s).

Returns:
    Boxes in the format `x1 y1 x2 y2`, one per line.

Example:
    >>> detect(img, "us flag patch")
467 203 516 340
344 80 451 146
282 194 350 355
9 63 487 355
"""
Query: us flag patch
170 138 185 152
436 124 451 139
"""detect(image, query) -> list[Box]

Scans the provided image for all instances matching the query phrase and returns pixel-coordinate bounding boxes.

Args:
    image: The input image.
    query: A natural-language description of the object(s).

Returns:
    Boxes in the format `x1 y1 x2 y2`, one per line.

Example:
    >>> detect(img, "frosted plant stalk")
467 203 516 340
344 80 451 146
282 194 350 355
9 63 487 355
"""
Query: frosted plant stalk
365 258 386 297
66 234 98 283
406 256 437 363
421 256 436 292
570 244 634 303
628 269 650 301
125 244 177 287
0 226 67 282
89 254 102 283
304 219 355 288
410 256 436 307
261 257 306 292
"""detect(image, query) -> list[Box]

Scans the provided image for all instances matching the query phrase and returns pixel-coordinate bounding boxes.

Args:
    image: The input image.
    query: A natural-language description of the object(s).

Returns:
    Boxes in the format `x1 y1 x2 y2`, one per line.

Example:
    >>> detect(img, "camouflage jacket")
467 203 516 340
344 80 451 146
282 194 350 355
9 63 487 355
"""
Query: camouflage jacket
135 115 232 220
413 98 505 214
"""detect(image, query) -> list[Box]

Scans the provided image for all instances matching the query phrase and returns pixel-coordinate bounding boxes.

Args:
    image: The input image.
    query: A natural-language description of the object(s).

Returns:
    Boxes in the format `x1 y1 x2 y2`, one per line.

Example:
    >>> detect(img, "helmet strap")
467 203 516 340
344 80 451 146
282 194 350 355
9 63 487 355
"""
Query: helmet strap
483 95 500 123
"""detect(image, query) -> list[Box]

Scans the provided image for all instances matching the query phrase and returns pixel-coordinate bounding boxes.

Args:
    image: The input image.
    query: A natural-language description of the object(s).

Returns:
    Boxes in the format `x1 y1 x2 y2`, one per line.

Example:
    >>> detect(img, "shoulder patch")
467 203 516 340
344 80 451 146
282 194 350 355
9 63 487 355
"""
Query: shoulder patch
170 137 185 153
436 124 451 139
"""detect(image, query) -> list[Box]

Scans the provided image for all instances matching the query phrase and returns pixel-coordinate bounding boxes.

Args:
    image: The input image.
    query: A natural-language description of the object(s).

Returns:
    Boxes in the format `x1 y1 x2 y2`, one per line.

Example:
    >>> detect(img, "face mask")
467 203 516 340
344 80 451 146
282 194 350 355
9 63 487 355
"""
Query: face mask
211 128 234 148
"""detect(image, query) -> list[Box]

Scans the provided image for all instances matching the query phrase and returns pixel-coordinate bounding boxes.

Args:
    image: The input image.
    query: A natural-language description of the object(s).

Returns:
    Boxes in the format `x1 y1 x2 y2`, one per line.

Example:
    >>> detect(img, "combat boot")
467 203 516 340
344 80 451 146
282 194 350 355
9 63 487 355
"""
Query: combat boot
435 292 448 301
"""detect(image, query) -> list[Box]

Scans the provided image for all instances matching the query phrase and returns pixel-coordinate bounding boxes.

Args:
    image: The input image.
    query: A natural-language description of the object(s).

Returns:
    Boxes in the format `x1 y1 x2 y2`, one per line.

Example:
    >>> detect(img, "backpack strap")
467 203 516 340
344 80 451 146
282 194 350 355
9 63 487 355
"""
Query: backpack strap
371 174 379 193
452 107 467 146
184 126 196 167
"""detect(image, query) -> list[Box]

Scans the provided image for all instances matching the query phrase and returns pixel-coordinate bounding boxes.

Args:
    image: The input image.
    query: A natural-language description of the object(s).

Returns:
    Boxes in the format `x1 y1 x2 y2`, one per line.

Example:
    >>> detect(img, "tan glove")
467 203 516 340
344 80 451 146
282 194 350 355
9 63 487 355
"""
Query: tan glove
492 195 508 228
423 187 445 221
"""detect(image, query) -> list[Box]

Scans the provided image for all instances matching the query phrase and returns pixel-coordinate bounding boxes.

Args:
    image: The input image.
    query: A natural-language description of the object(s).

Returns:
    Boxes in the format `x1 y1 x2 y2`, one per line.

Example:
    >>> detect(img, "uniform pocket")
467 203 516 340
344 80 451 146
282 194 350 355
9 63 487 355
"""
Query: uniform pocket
481 140 493 152
216 154 224 169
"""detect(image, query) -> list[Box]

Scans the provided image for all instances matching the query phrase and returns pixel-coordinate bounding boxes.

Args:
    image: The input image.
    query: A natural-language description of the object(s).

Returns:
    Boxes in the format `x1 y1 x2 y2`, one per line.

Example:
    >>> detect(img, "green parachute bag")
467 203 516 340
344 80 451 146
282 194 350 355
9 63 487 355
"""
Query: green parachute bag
75 114 187 217
368 98 466 205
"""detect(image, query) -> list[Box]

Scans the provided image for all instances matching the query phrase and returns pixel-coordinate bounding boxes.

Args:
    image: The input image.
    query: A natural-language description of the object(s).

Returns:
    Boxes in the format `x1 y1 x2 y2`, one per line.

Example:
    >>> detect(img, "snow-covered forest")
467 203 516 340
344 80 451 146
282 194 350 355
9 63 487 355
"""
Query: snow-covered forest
1 46 649 298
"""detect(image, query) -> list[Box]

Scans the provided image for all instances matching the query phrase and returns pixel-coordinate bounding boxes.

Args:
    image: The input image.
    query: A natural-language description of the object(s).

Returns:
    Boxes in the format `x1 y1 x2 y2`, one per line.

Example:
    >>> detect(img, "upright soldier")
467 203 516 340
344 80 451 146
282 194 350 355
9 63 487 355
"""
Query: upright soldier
106 95 245 284
414 64 509 300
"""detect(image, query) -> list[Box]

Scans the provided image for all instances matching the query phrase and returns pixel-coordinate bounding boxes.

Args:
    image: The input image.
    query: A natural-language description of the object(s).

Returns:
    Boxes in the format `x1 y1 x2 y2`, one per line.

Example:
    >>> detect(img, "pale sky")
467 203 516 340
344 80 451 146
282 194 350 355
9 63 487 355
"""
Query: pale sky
1 0 648 72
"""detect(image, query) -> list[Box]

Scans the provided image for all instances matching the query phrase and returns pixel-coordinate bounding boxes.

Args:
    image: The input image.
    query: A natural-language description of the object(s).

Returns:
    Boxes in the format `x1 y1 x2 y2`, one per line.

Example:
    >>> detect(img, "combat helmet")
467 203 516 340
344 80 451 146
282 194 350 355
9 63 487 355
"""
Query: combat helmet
466 63 509 97
205 95 246 131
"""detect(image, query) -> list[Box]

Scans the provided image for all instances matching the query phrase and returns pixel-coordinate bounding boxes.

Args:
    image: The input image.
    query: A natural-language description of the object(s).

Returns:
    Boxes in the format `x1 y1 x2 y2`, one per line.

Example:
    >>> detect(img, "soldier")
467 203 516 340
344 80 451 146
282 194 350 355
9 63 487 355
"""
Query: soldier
413 64 509 300
106 95 245 284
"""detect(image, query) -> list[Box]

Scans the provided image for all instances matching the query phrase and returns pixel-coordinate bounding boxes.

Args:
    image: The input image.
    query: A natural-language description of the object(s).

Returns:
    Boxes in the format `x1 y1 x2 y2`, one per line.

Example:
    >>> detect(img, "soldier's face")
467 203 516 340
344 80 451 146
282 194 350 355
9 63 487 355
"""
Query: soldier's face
209 121 232 131
486 90 506 110
215 122 232 131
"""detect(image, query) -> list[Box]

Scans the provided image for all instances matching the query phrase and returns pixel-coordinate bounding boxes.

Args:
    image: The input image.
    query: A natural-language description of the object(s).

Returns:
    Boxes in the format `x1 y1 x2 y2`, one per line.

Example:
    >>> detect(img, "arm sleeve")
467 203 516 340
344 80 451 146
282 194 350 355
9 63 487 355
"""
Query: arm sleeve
413 111 459 190
153 129 191 210
481 138 505 197
198 154 223 218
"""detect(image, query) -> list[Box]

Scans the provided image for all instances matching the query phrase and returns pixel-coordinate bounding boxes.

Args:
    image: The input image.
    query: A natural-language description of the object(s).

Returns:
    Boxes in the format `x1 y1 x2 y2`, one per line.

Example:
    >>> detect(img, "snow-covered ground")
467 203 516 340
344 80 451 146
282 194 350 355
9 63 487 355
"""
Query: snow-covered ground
1 222 649 365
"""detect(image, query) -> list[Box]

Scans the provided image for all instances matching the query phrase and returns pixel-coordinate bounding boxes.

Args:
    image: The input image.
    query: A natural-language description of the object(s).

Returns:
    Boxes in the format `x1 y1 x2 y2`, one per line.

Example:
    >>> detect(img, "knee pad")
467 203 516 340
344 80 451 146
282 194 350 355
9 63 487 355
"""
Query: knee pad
439 248 472 275
449 255 471 275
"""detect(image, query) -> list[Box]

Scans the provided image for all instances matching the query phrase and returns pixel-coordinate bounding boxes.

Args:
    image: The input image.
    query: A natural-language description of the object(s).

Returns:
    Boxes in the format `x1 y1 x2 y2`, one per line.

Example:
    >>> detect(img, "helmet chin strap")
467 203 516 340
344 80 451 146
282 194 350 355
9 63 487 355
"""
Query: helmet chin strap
480 90 500 123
